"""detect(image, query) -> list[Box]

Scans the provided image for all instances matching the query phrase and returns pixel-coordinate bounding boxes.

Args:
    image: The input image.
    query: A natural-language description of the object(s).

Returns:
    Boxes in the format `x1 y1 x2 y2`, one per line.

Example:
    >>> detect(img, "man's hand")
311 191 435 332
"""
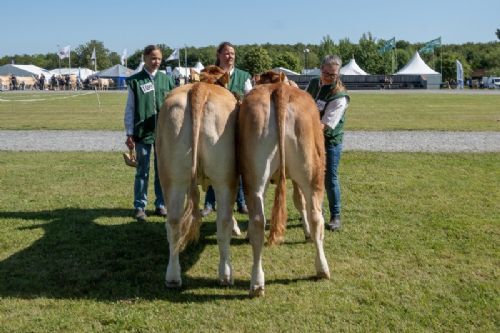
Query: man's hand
125 135 135 150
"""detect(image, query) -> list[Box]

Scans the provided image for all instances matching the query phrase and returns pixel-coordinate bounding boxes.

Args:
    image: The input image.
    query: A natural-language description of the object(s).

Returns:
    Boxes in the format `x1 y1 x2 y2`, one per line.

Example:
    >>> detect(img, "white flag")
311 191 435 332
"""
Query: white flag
166 48 179 61
58 45 71 59
456 60 464 89
90 48 96 61
121 48 128 65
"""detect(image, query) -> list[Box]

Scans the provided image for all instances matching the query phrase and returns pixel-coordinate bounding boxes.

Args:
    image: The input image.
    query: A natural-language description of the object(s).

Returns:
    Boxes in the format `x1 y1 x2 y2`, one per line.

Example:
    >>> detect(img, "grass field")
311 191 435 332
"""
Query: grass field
0 151 498 332
0 91 499 131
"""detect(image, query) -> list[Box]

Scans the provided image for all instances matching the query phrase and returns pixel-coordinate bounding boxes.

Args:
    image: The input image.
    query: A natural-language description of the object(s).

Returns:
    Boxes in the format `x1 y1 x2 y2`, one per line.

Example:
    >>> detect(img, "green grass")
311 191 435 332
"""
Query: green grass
0 91 126 130
348 92 500 131
0 91 499 131
0 151 498 332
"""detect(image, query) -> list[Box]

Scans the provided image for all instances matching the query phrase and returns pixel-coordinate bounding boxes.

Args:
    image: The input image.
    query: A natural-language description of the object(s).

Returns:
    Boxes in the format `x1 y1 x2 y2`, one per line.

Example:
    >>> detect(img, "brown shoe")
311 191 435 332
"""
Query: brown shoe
135 209 147 222
155 207 167 217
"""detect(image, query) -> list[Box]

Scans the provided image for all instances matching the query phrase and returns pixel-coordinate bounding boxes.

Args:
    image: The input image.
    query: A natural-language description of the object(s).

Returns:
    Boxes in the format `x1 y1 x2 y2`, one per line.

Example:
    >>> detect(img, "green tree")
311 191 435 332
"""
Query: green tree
438 52 471 81
338 38 356 65
496 28 500 40
272 52 301 72
240 47 272 75
74 40 113 70
318 35 338 60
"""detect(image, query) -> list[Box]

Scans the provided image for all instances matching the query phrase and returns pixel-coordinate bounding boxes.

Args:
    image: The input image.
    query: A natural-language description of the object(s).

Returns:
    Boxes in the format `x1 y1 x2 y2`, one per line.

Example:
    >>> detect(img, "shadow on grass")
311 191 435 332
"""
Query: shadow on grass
0 208 247 302
0 208 315 302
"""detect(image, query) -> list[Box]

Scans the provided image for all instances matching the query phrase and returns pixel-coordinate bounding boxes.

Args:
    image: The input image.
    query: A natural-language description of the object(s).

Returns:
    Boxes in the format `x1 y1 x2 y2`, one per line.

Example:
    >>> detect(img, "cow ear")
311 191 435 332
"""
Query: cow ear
280 72 286 82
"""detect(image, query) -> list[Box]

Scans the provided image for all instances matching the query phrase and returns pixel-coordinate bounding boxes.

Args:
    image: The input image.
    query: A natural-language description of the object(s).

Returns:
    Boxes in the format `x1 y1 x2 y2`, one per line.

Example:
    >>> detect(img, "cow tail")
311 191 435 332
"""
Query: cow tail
177 83 207 252
269 84 288 245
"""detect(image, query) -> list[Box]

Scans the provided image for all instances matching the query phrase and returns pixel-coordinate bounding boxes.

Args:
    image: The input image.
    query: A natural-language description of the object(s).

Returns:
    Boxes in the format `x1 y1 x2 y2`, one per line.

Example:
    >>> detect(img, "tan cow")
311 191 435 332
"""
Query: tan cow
239 79 330 297
90 78 113 90
156 69 239 288
16 76 37 90
252 71 311 237
0 75 10 90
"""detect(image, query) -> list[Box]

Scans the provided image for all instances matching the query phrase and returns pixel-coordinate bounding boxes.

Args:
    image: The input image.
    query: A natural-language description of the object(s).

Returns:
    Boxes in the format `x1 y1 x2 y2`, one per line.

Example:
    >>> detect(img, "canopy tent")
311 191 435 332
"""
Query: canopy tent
395 51 441 89
95 64 134 78
49 67 95 80
340 58 369 75
0 64 51 79
395 51 439 75
171 67 191 78
132 61 144 75
95 64 134 89
193 61 204 73
273 67 301 76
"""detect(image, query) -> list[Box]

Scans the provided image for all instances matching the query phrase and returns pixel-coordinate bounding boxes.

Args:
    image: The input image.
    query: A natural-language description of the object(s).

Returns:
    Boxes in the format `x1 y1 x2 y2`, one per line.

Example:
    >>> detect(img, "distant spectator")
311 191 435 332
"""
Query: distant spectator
39 74 45 90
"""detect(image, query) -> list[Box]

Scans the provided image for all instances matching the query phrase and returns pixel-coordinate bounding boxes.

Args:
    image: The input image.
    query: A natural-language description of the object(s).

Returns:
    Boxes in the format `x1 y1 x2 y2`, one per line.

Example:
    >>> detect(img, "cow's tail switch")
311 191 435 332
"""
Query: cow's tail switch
269 84 288 245
176 83 208 252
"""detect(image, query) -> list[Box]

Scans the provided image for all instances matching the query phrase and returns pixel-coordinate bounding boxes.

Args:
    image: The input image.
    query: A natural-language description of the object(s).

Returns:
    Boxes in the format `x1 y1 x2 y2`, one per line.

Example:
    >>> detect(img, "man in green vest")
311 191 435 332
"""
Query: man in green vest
124 45 175 222
306 55 350 231
201 41 252 218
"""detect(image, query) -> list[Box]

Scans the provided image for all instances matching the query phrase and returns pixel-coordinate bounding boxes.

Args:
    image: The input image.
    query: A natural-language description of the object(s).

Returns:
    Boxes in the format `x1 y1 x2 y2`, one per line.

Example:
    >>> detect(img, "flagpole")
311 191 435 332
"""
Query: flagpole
57 44 61 76
69 48 71 78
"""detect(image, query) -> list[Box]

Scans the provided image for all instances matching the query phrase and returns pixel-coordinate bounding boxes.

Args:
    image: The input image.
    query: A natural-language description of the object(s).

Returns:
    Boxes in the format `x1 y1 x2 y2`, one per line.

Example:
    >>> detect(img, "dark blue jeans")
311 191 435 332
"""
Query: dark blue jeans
204 176 246 210
133 142 165 211
325 142 342 217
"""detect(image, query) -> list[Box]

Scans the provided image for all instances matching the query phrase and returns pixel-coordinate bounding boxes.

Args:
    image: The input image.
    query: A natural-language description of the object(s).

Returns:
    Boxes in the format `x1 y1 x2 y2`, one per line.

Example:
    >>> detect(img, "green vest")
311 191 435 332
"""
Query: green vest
228 68 251 100
306 77 350 145
126 70 175 144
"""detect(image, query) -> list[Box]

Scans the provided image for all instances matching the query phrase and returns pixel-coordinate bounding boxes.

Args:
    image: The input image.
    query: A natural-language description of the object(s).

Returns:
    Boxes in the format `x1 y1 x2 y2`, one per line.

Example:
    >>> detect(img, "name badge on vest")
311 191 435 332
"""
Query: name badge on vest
140 82 155 94
316 99 326 111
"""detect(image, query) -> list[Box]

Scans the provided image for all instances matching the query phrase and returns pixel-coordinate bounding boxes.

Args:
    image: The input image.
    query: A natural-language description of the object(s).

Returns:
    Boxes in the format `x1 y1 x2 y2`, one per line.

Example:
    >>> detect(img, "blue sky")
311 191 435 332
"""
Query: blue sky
2 0 499 57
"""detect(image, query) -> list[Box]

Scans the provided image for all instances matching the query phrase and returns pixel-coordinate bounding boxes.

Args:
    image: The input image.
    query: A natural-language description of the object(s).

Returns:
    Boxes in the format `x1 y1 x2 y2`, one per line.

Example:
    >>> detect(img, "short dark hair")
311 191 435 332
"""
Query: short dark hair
143 45 161 56
215 42 235 66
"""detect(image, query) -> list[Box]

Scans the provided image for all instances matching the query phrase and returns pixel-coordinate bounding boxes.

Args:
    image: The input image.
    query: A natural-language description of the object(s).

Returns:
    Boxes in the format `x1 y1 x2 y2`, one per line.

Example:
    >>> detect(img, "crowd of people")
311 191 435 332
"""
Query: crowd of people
123 43 350 232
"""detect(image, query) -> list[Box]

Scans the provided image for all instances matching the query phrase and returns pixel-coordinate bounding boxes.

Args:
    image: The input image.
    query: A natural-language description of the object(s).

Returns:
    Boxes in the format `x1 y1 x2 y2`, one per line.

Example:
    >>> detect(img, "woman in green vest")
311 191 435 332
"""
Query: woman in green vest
201 41 252 217
124 45 175 221
306 55 350 231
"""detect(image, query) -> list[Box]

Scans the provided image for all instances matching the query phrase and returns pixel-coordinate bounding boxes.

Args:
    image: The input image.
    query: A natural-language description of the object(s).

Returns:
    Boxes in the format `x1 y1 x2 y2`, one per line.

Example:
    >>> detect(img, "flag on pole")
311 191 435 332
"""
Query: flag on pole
419 37 441 54
90 48 96 61
165 48 179 61
121 49 128 66
58 45 71 59
456 60 464 89
378 37 396 55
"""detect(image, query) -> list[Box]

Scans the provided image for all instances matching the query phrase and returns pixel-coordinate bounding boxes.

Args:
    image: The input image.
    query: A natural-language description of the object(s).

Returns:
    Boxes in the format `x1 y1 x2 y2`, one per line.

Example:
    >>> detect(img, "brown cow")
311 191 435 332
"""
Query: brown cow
239 80 330 297
156 69 240 288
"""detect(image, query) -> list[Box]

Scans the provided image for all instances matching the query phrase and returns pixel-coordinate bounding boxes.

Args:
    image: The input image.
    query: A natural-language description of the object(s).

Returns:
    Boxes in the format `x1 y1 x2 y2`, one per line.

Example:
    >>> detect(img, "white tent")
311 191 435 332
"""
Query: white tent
273 67 300 76
49 67 95 80
340 58 369 75
172 66 191 77
132 61 144 74
193 61 204 73
0 64 51 79
395 51 439 75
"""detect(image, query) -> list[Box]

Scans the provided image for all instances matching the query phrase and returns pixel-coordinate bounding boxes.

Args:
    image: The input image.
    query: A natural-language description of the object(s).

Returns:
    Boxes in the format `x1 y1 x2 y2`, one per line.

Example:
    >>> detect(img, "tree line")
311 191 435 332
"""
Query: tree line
1 33 499 81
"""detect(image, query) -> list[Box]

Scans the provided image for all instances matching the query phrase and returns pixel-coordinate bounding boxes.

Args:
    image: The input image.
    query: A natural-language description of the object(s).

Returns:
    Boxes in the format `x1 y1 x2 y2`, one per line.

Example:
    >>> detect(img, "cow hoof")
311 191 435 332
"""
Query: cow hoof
316 271 330 280
165 280 182 289
219 278 234 287
249 286 265 298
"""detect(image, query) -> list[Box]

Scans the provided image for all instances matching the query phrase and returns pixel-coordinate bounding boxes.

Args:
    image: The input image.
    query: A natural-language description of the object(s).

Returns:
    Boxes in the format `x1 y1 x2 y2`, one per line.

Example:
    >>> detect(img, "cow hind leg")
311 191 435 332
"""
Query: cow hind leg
246 190 267 297
213 185 235 286
292 181 311 242
305 190 330 279
165 186 188 288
